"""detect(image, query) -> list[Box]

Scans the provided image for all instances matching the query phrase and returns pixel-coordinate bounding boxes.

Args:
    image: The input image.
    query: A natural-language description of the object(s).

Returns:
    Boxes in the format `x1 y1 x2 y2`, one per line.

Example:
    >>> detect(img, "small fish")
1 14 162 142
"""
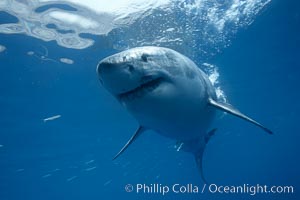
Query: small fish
85 159 95 165
0 45 6 53
50 168 60 172
66 176 77 182
103 180 112 186
27 51 34 56
84 166 97 171
42 174 52 178
43 115 61 122
60 57 74 64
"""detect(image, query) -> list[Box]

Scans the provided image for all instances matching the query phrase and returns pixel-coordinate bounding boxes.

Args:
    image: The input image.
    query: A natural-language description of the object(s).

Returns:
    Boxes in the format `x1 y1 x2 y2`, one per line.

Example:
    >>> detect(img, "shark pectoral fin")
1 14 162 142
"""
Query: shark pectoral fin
113 126 146 160
208 98 273 134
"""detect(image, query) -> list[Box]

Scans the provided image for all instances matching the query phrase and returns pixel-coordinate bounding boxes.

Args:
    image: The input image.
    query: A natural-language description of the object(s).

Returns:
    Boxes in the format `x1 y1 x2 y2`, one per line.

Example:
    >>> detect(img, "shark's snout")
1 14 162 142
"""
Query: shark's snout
97 61 110 85
97 59 144 96
97 56 166 103
97 61 119 78
97 60 135 77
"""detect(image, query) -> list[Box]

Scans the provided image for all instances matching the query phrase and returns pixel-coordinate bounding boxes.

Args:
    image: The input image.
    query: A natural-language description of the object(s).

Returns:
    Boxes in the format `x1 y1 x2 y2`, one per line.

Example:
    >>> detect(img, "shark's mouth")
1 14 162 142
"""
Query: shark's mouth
117 77 164 101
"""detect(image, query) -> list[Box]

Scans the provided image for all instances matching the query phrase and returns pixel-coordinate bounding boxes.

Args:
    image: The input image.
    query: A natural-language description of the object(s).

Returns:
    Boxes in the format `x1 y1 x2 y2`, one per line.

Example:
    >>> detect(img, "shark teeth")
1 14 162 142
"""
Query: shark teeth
118 77 163 101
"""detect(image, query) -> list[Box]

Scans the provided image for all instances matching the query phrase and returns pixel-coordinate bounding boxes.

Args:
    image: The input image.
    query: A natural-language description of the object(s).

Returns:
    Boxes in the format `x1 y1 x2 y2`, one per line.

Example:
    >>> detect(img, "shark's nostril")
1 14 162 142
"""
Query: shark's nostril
128 64 134 72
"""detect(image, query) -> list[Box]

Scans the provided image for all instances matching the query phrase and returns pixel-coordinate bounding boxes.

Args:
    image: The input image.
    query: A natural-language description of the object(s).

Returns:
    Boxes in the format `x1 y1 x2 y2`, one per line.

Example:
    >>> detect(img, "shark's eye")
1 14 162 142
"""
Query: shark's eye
141 53 148 62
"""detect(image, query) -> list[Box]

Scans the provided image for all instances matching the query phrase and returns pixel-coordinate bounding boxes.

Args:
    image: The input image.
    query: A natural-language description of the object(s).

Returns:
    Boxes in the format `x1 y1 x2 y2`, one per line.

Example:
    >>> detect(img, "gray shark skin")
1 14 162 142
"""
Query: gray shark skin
96 46 272 182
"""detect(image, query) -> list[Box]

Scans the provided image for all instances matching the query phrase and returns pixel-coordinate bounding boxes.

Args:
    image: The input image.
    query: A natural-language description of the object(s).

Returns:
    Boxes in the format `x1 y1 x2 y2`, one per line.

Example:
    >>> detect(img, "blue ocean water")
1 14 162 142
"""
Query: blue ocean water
0 0 299 200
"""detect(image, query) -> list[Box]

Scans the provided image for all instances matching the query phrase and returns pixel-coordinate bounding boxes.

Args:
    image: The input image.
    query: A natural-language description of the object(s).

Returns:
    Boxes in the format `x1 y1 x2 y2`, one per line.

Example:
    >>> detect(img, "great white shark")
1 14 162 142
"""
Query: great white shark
96 46 272 181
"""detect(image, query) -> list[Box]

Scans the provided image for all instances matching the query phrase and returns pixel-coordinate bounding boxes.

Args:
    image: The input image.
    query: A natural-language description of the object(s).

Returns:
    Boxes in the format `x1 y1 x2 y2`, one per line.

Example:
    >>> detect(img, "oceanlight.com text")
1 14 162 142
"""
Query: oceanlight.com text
124 183 294 196
207 183 294 195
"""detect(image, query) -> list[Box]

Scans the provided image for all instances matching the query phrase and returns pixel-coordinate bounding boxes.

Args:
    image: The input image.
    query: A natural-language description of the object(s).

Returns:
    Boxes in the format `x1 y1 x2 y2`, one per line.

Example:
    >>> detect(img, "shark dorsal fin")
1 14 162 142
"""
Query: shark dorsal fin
113 126 146 160
208 98 273 134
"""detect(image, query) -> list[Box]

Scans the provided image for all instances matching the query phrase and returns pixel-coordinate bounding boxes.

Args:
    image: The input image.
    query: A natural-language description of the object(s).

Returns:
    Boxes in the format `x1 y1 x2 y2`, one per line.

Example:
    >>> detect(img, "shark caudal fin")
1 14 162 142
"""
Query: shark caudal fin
194 148 207 183
113 126 146 160
208 98 273 134
195 128 217 183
